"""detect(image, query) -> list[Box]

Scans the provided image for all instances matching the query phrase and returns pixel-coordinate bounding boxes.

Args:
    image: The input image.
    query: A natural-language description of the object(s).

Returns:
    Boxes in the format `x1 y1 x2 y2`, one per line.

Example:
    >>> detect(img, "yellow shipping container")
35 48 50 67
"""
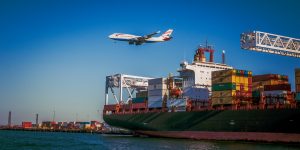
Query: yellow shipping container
244 85 248 91
212 96 235 106
236 84 240 91
240 77 244 84
296 69 300 77
212 75 236 84
244 77 248 84
212 90 236 98
212 69 235 78
296 77 300 84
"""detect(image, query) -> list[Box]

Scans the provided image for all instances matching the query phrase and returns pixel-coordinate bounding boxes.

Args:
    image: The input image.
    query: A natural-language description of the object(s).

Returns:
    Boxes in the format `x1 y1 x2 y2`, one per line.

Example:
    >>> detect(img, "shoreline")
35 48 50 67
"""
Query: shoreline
0 128 133 135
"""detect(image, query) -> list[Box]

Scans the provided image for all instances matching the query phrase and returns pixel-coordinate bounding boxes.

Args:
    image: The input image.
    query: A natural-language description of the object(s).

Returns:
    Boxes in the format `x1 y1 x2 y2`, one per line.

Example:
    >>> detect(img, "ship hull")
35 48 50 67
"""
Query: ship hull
103 109 300 142
136 131 300 143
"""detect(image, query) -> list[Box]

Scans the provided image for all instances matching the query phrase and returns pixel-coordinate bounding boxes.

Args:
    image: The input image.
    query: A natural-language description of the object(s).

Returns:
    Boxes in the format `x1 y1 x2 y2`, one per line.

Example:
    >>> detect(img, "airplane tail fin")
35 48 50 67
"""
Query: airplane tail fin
160 29 173 40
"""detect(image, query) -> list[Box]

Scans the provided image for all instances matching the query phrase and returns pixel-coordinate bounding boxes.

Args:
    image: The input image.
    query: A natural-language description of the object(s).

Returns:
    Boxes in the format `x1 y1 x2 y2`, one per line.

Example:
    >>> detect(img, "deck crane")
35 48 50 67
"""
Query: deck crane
241 31 300 58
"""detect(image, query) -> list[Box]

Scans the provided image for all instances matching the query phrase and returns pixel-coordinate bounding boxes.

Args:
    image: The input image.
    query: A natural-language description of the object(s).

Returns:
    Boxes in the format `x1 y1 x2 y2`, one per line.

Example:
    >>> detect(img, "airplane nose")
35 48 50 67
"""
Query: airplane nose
108 34 113 38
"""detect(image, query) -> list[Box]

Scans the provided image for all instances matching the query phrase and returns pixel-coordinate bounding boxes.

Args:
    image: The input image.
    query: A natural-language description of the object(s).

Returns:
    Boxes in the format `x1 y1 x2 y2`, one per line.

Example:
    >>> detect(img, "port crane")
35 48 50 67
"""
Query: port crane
105 74 153 105
241 31 300 58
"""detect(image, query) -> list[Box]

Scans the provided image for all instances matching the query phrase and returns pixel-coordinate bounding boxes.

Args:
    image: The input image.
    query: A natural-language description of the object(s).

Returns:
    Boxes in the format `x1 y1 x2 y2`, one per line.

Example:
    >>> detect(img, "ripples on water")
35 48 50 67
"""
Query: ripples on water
0 130 298 150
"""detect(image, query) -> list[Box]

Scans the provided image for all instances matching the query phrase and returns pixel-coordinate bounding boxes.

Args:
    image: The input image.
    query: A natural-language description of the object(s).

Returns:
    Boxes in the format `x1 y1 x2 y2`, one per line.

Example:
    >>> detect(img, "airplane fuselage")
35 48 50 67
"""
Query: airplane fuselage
108 29 173 45
109 33 166 43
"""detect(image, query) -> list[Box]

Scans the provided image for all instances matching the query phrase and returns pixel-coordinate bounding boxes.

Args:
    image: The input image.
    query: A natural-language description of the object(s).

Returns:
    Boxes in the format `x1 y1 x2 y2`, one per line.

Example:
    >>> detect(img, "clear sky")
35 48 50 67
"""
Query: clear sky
0 0 299 125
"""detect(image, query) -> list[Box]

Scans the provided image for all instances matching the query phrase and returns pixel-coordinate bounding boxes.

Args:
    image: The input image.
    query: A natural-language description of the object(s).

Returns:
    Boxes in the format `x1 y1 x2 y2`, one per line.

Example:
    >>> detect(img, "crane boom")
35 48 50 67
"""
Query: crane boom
241 31 300 58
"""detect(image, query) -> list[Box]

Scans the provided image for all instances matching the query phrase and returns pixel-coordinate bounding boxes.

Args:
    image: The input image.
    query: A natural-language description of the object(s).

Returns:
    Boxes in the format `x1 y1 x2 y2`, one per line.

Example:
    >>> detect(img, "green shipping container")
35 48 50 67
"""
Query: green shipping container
212 83 236 91
252 91 260 98
296 93 300 101
132 97 146 103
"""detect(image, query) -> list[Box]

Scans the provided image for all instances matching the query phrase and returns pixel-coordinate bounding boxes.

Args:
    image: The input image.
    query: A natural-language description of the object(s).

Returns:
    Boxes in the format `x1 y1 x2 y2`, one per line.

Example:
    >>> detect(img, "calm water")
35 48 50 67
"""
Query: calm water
0 130 299 150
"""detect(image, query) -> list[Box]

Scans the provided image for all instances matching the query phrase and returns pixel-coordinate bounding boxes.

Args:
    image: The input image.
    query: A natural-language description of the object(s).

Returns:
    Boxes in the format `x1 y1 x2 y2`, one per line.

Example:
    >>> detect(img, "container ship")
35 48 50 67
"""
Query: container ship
103 43 300 143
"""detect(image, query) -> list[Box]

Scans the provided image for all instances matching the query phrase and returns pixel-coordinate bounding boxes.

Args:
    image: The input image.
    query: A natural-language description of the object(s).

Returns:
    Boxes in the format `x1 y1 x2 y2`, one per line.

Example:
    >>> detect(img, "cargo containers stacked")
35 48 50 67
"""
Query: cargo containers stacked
252 74 291 104
131 92 147 110
148 78 169 108
212 69 252 106
295 69 300 101
252 74 289 91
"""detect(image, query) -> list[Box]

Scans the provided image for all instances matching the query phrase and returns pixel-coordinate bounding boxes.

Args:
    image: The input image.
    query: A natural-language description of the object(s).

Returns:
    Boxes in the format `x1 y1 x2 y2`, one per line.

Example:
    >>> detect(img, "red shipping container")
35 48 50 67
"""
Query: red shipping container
248 78 252 84
132 103 147 109
122 104 131 110
253 74 288 82
104 104 117 111
22 122 32 129
264 84 291 91
296 84 300 93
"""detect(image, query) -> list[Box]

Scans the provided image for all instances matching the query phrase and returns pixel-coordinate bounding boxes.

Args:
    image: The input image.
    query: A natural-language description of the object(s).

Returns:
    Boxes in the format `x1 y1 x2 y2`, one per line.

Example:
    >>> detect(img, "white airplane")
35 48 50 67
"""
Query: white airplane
108 29 173 45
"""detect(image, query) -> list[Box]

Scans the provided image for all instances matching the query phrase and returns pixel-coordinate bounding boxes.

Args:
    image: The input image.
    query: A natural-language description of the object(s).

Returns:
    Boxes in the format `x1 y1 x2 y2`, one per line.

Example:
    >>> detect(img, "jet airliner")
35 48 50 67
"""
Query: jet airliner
108 29 173 45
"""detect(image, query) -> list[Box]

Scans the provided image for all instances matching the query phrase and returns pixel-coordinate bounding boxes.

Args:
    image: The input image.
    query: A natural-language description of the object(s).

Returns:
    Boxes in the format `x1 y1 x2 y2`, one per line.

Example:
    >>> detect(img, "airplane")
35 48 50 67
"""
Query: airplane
108 29 173 45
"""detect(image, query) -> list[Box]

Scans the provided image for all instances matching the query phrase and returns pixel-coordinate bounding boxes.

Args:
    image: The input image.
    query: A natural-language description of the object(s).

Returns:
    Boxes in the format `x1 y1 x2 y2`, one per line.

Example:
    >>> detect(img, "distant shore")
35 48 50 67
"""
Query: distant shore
0 128 133 135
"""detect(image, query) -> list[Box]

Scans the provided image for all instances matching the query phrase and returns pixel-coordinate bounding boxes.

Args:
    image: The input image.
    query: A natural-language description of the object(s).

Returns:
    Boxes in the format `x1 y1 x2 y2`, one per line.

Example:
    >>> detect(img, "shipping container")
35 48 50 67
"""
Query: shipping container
296 77 300 84
132 97 146 103
212 90 236 97
183 87 209 100
295 68 300 77
212 96 251 106
132 102 147 109
167 99 186 108
236 91 252 97
212 69 235 78
296 93 300 101
148 89 168 97
212 97 235 105
264 84 291 91
252 91 261 98
104 104 117 111
253 74 288 82
148 84 167 90
212 83 236 91
136 91 148 98
148 99 163 108
148 78 168 85
213 69 252 77
263 90 288 97
297 84 300 93
212 75 236 84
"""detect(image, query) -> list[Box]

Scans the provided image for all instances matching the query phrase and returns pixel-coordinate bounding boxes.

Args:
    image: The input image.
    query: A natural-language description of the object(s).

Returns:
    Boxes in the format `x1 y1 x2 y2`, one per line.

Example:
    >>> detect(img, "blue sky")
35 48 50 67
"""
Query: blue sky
0 0 299 124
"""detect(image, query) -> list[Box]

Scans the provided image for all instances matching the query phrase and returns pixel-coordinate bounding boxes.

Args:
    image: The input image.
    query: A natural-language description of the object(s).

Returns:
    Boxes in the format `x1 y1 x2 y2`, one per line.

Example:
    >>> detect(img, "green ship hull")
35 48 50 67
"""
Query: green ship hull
103 109 300 142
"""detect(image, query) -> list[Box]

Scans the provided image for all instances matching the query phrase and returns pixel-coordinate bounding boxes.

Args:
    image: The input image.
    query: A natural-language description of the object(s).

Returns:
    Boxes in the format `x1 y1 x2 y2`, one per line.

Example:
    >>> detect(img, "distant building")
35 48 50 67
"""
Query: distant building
91 121 102 130
22 122 32 129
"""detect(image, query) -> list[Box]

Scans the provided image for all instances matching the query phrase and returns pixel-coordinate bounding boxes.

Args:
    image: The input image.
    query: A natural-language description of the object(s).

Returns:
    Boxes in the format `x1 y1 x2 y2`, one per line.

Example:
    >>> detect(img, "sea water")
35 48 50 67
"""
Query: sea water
0 130 298 150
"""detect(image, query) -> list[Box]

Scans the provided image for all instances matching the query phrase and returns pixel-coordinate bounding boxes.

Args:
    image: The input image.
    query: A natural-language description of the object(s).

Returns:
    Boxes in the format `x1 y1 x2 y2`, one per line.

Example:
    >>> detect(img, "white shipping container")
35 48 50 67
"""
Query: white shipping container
263 90 288 97
148 96 164 108
148 89 168 97
183 87 209 101
167 99 186 108
148 84 167 90
149 78 167 84
168 106 186 112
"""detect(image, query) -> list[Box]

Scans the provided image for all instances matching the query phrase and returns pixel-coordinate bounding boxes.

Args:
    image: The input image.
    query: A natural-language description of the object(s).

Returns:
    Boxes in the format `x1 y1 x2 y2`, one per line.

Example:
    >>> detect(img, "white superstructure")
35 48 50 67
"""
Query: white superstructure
178 46 233 95
179 61 233 93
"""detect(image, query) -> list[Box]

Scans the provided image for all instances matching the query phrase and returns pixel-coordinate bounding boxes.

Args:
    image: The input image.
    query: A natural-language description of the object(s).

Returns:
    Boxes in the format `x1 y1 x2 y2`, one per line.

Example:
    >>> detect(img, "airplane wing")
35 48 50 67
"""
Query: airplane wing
127 31 160 45
143 31 161 39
